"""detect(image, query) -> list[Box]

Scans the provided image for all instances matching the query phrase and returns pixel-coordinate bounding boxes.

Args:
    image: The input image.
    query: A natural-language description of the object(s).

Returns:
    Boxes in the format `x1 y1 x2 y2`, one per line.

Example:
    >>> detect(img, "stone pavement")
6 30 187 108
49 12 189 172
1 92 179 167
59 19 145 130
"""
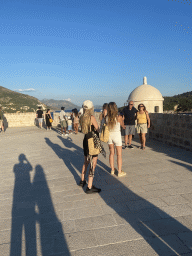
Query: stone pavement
0 126 192 256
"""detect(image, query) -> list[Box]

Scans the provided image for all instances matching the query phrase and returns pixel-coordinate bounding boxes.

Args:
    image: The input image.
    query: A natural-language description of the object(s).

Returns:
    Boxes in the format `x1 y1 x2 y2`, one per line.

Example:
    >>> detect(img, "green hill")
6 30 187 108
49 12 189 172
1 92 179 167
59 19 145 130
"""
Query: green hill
164 91 192 112
0 86 45 113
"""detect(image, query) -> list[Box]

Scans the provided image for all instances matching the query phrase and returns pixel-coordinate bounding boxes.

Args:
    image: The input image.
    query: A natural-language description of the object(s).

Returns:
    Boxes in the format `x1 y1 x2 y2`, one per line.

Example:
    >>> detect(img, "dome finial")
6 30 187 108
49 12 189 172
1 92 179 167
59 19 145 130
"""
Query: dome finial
143 77 147 85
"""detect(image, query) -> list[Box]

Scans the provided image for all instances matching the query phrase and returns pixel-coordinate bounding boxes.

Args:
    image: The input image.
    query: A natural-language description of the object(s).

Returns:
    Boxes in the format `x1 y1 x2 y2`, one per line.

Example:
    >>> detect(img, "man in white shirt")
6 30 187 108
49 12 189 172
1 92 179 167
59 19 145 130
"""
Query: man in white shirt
59 107 68 136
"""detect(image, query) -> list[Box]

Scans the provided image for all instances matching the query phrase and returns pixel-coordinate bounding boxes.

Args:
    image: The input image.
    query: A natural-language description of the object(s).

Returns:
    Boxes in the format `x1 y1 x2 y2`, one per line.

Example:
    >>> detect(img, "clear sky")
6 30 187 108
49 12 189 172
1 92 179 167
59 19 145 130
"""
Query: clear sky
0 0 191 107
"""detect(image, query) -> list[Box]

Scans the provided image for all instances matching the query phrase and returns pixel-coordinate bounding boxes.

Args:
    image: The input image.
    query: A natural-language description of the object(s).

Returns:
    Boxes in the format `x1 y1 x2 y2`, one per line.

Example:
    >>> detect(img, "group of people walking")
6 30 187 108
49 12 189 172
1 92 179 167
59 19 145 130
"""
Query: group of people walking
58 107 79 136
36 106 80 135
79 100 150 194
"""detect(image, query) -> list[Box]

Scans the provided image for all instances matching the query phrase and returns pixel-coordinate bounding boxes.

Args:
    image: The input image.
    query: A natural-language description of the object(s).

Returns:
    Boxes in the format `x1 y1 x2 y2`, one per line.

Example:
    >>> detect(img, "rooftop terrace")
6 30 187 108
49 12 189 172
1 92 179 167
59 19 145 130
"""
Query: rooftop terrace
0 127 192 255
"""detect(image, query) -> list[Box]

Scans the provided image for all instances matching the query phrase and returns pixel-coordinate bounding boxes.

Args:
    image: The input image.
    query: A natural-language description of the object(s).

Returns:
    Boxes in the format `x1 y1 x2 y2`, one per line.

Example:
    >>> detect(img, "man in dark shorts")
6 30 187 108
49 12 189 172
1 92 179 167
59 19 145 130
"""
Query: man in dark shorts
122 101 138 149
36 107 44 128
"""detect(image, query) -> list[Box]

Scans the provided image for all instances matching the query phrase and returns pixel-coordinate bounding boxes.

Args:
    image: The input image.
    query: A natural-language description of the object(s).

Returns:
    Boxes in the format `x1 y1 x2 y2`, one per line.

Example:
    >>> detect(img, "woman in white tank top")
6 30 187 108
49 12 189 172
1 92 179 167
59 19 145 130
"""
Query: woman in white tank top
107 102 126 177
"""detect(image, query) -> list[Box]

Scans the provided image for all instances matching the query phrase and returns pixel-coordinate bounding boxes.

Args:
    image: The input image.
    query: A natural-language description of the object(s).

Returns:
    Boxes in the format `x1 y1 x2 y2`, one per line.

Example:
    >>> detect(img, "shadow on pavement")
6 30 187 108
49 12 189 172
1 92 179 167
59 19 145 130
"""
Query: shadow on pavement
10 154 70 256
132 136 192 165
46 136 192 255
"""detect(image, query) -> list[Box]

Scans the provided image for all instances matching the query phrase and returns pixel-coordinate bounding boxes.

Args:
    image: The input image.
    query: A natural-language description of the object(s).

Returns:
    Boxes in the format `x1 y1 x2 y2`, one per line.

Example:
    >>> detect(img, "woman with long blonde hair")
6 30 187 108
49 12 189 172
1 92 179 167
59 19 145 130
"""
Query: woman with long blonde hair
107 102 126 177
79 100 101 194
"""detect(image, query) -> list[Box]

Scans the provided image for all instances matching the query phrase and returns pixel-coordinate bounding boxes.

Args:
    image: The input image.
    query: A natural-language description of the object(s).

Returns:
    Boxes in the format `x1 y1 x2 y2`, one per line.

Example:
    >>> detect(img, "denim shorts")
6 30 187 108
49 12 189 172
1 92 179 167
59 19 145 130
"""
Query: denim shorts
38 118 43 123
68 125 72 130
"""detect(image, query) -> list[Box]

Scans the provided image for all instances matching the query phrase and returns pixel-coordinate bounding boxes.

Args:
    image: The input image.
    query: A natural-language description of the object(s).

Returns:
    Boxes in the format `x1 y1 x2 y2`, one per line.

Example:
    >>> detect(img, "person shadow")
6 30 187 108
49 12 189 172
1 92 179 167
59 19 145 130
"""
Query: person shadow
10 154 70 256
45 137 82 184
10 154 37 256
46 136 192 255
33 165 70 256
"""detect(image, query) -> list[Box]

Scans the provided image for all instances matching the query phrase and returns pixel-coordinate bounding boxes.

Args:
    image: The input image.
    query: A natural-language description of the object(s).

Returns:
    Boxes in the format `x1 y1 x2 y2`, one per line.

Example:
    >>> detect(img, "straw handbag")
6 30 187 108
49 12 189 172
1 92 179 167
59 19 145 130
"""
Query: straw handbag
100 124 109 143
87 127 102 156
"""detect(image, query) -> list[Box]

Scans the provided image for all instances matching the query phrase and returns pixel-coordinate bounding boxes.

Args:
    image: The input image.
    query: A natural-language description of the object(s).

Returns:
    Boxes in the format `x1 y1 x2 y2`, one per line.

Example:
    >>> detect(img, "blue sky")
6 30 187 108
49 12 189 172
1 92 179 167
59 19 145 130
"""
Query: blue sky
0 0 191 107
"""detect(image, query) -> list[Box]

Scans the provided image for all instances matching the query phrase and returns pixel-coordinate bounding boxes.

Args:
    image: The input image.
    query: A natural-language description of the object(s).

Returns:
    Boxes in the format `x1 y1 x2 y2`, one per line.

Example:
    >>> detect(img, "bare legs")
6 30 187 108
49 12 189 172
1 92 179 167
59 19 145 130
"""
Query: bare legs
109 144 122 174
81 156 98 189
1 123 4 132
124 135 128 146
61 127 67 135
128 134 132 146
124 134 133 146
139 133 146 149
74 123 78 134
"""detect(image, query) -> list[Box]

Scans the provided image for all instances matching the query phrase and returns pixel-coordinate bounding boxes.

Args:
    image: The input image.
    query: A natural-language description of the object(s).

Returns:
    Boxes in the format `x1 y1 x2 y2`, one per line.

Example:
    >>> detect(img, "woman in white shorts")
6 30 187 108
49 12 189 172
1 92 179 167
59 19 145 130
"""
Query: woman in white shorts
107 102 126 177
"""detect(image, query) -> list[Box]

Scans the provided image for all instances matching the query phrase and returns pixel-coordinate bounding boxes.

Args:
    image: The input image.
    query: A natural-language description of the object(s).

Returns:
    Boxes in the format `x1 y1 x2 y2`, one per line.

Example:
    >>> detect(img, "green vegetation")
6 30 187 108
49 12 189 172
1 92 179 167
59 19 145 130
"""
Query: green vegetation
0 86 46 113
164 91 192 112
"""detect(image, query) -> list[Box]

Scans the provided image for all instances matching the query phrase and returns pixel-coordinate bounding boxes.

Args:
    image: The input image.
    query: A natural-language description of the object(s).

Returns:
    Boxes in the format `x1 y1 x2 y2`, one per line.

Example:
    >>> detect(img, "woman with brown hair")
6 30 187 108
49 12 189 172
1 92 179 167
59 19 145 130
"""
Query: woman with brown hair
107 102 126 177
79 100 101 194
45 109 52 130
99 103 108 128
136 103 150 150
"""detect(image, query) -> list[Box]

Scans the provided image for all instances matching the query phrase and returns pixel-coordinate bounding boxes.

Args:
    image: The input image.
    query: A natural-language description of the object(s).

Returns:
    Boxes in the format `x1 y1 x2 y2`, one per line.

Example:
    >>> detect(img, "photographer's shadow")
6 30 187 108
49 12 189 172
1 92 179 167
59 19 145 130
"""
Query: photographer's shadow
10 155 70 256
34 165 70 256
10 154 36 256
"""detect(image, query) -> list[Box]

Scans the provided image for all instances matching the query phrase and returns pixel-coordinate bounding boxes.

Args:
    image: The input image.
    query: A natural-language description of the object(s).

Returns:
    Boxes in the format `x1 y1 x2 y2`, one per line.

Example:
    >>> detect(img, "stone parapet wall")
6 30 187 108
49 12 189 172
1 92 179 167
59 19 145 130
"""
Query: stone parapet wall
3 112 37 128
3 111 101 128
149 113 192 151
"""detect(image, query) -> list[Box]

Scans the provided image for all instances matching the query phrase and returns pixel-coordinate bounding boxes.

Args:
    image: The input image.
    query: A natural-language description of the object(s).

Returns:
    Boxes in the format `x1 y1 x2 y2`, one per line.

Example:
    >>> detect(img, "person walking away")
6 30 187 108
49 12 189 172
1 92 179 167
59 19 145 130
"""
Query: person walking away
59 107 68 136
136 103 150 150
99 103 108 130
45 109 52 130
107 102 126 177
73 109 79 134
36 107 44 128
67 116 72 134
0 107 4 133
78 106 84 132
122 101 138 149
79 100 101 194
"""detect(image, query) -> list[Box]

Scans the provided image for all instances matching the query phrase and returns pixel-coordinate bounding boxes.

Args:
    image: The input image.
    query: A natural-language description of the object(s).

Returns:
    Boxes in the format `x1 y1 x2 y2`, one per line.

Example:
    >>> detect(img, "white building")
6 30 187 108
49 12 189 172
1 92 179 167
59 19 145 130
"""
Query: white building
125 77 164 113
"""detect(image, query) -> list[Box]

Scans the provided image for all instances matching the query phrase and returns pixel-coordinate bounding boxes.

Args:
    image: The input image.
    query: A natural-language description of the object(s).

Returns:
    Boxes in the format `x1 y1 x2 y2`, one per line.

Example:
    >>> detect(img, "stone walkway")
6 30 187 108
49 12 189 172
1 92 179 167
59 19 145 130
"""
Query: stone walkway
0 126 192 256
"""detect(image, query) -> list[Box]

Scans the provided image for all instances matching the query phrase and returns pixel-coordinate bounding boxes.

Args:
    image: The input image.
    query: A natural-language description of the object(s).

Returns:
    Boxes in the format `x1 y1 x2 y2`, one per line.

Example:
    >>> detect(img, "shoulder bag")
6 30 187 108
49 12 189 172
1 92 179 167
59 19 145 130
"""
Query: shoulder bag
87 126 102 156
100 123 109 143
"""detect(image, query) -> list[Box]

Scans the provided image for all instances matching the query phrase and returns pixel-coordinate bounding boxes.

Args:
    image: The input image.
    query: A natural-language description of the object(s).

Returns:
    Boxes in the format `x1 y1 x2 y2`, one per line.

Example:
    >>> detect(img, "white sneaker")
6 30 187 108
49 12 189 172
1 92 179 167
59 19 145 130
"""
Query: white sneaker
65 134 68 136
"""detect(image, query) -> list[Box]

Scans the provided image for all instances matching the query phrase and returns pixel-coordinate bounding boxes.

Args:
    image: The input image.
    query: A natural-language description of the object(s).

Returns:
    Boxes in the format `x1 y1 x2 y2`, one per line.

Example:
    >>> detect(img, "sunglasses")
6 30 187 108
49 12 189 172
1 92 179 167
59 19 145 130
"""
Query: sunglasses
129 104 133 105
139 105 144 107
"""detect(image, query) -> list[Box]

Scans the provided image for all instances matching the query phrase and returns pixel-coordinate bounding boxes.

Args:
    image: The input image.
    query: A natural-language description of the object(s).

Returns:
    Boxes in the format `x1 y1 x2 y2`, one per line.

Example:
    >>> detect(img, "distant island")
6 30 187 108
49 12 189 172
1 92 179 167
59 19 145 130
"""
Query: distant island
41 99 80 111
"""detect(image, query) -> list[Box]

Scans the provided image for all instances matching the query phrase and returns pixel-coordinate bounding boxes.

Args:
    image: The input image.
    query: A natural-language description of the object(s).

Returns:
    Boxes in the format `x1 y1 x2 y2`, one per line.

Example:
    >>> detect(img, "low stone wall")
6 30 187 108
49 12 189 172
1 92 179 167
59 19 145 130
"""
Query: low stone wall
149 113 192 151
3 112 37 128
3 111 101 128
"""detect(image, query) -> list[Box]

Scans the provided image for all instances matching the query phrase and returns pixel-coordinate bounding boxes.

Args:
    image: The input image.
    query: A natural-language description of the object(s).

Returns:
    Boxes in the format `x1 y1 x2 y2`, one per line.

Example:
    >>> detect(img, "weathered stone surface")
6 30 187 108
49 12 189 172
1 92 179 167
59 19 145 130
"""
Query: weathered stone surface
1 126 192 255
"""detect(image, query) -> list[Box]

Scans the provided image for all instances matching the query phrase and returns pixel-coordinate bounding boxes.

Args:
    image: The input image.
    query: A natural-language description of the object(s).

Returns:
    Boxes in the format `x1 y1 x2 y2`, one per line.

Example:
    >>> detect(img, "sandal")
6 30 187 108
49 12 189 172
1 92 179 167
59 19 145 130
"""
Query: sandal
118 171 126 177
79 180 86 187
111 168 117 175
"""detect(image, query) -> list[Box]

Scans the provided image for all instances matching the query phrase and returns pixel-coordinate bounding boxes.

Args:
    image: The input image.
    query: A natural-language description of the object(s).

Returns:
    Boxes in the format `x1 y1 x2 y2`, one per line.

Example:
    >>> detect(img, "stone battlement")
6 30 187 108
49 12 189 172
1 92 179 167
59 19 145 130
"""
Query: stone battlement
149 113 192 151
3 112 101 128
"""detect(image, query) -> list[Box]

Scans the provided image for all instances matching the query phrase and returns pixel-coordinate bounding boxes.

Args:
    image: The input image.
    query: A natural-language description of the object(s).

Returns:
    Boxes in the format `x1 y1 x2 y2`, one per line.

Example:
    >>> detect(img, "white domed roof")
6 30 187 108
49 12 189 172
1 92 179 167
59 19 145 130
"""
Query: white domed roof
128 77 164 102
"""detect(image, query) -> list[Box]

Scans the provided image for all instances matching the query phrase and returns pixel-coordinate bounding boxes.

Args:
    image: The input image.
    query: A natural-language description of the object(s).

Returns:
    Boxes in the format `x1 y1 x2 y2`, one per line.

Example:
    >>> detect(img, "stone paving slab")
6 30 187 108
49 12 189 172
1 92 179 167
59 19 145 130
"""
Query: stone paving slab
0 127 192 255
